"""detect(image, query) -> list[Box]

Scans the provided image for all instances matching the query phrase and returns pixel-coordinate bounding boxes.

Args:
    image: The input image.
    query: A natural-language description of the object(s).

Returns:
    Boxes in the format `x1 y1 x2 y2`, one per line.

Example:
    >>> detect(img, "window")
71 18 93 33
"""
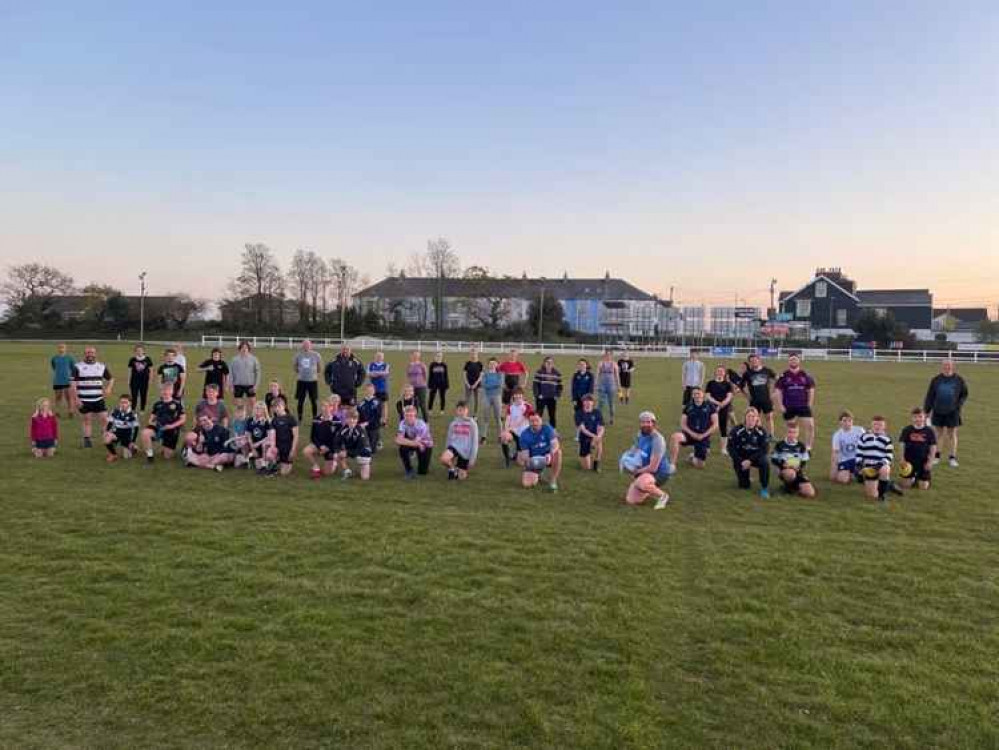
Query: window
795 299 812 318
815 281 828 298
836 308 847 327
874 307 888 318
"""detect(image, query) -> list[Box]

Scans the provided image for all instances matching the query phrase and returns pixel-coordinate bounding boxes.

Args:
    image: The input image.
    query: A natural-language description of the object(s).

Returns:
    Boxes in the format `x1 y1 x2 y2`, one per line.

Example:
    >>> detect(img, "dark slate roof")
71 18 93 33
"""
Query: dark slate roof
356 276 657 301
857 289 932 306
932 307 988 322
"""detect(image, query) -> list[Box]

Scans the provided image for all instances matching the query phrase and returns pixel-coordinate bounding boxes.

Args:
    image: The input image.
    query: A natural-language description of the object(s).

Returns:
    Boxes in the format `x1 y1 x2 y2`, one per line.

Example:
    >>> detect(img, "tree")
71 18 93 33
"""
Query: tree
328 258 360 338
527 293 566 340
1 262 74 322
854 309 910 347
226 243 284 326
81 283 126 325
977 319 999 343
287 249 325 325
163 293 207 329
460 266 512 329
424 236 460 330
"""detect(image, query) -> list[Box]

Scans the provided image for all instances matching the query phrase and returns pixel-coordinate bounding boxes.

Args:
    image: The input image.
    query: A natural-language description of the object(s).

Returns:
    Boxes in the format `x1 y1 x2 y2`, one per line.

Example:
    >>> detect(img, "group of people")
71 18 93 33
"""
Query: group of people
30 341 969 508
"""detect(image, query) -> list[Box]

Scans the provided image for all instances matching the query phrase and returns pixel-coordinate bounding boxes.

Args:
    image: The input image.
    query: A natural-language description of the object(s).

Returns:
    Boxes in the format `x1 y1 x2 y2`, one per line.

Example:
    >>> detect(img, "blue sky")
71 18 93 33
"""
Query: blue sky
2 1 996 309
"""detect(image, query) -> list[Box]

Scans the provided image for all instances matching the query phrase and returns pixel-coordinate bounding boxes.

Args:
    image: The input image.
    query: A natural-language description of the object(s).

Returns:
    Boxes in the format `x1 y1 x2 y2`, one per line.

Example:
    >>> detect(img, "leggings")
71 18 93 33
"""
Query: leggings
130 378 149 411
413 387 429 420
536 397 558 428
482 392 503 440
295 380 319 422
732 455 770 489
428 386 447 412
399 445 432 475
597 380 616 422
463 386 480 417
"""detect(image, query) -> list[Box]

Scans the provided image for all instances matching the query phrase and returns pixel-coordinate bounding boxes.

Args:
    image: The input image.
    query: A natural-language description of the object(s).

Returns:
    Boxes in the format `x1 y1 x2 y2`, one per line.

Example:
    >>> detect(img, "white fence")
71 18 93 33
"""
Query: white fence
200 334 999 364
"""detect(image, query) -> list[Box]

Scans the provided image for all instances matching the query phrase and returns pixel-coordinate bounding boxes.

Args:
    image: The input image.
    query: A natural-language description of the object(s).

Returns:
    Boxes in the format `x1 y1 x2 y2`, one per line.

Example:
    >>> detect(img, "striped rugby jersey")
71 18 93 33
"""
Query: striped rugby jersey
857 431 894 467
108 408 139 432
73 361 112 403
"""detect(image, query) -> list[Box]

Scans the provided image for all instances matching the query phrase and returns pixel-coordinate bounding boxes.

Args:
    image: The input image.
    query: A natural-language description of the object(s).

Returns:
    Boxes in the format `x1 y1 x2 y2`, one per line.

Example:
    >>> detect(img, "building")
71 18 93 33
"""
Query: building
354 274 679 338
932 307 989 333
778 268 934 340
709 306 763 338
219 294 301 328
679 306 707 337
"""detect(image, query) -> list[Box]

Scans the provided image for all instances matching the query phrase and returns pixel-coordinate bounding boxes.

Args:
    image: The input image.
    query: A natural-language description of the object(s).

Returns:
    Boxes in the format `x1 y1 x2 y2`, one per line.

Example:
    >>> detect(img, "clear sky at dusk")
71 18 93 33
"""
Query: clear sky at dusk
2 1 996 309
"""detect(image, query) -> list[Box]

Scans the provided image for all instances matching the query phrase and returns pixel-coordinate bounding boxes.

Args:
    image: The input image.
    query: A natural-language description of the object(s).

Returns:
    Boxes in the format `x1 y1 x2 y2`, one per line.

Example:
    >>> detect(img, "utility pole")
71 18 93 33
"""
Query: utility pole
138 271 147 343
537 278 546 342
769 277 778 318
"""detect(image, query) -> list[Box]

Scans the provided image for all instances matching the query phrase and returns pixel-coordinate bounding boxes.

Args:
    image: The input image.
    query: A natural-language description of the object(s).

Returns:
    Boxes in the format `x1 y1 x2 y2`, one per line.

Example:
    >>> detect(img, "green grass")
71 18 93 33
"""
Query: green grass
1 343 997 749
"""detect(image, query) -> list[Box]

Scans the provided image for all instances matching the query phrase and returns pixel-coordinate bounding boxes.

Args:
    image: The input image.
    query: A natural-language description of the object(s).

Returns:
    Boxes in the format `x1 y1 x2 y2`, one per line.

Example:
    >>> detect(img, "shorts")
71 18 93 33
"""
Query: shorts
780 469 810 492
837 459 858 474
619 372 632 388
717 406 732 438
276 443 294 465
446 446 470 470
579 435 594 457
680 432 710 461
33 439 56 450
53 384 70 391
79 400 107 415
112 428 136 446
159 428 180 450
931 411 961 429
912 466 932 483
233 385 256 398
783 406 813 421
750 398 774 415
316 442 339 461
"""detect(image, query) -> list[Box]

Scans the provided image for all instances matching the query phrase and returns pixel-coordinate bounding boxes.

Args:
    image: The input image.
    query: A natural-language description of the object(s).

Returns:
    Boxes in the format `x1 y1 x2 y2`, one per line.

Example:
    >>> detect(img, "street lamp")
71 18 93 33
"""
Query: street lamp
537 277 547 342
138 271 147 343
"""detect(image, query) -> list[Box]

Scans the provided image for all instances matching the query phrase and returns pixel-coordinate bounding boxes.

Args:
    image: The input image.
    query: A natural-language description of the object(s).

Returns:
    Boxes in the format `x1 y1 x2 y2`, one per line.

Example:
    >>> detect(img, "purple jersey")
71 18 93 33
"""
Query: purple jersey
775 369 815 410
397 418 434 448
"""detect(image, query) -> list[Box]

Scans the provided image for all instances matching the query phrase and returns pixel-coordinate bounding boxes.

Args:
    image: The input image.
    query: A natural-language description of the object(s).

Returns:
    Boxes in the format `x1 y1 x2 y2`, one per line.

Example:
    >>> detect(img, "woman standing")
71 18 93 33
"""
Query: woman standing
596 350 620 425
406 351 429 420
705 366 736 455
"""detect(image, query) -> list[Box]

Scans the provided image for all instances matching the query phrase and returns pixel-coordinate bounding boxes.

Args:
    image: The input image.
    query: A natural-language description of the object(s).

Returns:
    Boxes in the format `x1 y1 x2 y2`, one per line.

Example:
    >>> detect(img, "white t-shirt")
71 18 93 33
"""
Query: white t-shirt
832 426 865 462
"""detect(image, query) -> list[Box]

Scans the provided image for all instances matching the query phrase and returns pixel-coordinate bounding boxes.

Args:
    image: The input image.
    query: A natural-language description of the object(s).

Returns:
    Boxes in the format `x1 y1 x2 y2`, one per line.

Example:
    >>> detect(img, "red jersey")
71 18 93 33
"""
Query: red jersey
30 414 59 442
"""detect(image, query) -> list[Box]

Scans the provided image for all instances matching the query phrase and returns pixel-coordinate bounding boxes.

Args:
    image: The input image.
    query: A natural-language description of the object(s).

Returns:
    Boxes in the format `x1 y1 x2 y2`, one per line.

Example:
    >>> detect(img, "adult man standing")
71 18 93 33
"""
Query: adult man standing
741 354 777 434
324 344 365 406
924 359 969 468
70 346 114 447
774 354 817 451
292 339 322 422
681 350 704 406
230 340 261 412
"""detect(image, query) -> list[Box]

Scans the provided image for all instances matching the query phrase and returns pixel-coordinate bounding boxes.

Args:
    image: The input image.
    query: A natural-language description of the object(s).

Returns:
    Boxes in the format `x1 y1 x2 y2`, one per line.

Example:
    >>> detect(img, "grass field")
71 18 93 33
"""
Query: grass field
2 342 997 749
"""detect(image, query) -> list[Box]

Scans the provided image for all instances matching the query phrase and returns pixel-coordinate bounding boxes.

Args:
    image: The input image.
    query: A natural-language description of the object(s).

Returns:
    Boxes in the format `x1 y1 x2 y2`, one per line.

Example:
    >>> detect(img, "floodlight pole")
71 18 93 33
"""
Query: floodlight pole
138 271 147 343
538 279 546 342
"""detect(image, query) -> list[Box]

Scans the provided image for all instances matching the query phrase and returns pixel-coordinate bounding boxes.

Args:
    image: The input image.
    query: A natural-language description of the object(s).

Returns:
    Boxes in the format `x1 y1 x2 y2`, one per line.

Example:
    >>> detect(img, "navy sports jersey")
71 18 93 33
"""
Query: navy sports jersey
683 401 717 434
198 424 231 455
157 362 184 386
519 424 557 457
772 439 810 468
247 418 271 444
575 409 604 435
108 408 139 432
150 399 184 428
336 425 372 456
744 366 776 404
310 418 341 451
899 425 937 466
728 425 769 462
357 396 382 426
271 414 298 446
199 359 229 390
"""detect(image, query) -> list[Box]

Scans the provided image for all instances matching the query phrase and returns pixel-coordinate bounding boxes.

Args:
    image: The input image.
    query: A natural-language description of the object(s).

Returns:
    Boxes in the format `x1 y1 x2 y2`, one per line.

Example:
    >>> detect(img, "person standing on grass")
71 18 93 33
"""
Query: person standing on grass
481 358 504 443
440 401 479 481
728 407 771 498
404 351 430 419
771 422 817 498
705 365 736 456
157 348 186 403
230 340 261 412
532 356 563 428
830 411 865 484
197 347 230 400
575 394 605 472
428 351 450 414
173 344 188 401
774 354 817 451
71 346 114 448
899 407 937 491
595 350 620 425
571 358 594 418
498 349 529 406
924 359 969 468
103 394 139 463
396 404 434 478
681 350 704 406
29 398 59 458
623 411 671 509
50 343 76 419
367 351 391 402
462 347 484 419
669 386 718 469
324 344 365 406
127 344 154 413
741 354 777 434
292 339 322 422
617 352 636 404
517 411 562 492
183 413 235 472
141 382 186 463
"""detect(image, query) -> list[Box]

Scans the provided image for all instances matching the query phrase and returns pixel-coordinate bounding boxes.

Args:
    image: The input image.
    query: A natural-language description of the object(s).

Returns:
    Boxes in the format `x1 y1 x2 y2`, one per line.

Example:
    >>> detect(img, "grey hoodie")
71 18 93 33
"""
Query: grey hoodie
445 416 480 462
230 353 261 388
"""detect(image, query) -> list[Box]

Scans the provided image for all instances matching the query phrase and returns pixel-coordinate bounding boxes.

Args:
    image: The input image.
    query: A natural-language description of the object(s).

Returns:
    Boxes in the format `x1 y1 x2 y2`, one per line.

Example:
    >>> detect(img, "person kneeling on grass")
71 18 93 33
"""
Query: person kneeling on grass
575 394 605 472
857 415 903 502
517 412 562 492
142 383 187 463
440 401 479 481
830 410 865 485
29 397 59 458
622 411 672 509
104 394 139 463
396 404 434 479
669 386 718 470
336 409 373 481
771 422 816 498
183 413 235 472
304 400 343 479
260 397 299 477
501 388 533 468
898 407 936 491
728 407 771 499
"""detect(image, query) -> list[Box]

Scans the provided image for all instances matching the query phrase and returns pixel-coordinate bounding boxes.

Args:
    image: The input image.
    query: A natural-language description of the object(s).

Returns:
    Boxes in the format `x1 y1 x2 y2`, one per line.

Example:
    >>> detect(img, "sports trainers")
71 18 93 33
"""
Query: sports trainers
949 457 959 468
214 464 224 473
342 468 353 480
932 456 941 466
404 470 416 480
548 482 559 492
83 437 93 448
654 495 670 510
760 488 770 499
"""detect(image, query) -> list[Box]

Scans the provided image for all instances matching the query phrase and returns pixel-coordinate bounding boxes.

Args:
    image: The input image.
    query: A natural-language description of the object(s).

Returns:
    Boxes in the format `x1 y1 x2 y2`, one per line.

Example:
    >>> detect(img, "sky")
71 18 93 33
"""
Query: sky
1 1 996 311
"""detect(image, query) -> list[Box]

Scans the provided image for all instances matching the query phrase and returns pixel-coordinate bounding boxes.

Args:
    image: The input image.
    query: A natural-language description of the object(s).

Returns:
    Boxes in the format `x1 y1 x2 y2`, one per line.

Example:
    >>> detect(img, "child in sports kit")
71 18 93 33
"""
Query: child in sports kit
264 380 286 413
617 354 635 404
395 405 434 478
263 398 298 477
856 415 901 502
571 359 594 418
142 383 187 462
770 422 816 498
481 359 504 443
669 387 718 470
104 394 140 462
29 398 59 458
440 401 480 481
357 383 385 453
501 389 534 468
367 351 390 401
245 402 272 470
50 343 77 418
830 411 866 484
157 348 186 402
127 344 153 413
336 409 373 481
304 401 342 479
898 407 937 491
575 394 605 471
184 414 235 472
227 404 250 466
395 384 420 421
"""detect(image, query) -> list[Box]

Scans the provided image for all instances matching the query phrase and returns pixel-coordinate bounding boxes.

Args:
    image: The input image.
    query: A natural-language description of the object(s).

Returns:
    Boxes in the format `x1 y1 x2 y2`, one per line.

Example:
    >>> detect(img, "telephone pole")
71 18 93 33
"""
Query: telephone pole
769 277 778 318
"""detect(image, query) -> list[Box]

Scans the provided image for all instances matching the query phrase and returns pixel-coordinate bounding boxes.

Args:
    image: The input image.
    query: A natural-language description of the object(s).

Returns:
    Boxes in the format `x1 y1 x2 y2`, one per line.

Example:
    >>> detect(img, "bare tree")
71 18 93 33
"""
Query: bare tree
1 262 75 321
460 266 511 329
328 258 360 338
287 249 313 323
405 251 428 277
425 236 461 330
163 293 207 329
226 243 284 326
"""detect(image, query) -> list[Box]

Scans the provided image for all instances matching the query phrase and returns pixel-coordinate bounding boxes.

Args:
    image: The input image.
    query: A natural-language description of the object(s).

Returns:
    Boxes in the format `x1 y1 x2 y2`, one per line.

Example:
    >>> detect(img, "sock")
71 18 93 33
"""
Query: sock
878 479 889 499
501 443 510 461
593 461 600 471
105 442 116 455
146 448 154 457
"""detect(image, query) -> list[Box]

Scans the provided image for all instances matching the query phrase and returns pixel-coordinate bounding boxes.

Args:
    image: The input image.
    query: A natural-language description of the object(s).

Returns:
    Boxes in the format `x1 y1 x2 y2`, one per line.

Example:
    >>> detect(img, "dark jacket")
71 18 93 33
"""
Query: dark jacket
324 354 365 399
923 374 968 416
428 362 449 390
533 367 563 400
571 371 594 402
728 425 769 463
